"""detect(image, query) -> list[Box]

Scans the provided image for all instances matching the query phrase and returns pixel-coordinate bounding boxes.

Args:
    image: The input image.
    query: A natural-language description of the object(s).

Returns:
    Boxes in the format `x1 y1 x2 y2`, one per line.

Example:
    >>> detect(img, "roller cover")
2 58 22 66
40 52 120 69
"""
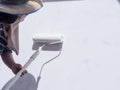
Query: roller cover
33 34 63 43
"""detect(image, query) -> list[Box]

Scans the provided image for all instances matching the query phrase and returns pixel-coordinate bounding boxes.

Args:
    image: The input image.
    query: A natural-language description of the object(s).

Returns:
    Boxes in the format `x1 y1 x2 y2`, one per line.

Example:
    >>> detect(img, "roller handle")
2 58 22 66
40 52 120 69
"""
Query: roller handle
3 48 41 90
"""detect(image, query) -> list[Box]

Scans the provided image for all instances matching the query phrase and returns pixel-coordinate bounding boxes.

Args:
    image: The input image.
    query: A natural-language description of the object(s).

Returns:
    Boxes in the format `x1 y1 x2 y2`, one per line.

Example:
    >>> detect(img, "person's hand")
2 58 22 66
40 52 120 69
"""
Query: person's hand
11 63 27 76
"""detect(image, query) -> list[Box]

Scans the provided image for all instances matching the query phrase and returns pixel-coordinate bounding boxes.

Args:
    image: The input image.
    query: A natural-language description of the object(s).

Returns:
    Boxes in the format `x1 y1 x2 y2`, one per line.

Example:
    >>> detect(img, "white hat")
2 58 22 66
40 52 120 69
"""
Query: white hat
0 0 43 15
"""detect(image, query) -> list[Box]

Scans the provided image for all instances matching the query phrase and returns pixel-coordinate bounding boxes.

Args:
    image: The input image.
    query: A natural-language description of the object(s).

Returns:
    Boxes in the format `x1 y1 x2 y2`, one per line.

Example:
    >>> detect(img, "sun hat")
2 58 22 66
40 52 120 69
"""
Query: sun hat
0 0 43 15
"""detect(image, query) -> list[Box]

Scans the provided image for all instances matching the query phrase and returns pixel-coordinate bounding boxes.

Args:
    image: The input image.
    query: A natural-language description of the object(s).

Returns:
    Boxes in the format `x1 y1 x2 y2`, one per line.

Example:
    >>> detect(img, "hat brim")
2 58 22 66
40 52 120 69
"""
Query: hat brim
0 1 43 15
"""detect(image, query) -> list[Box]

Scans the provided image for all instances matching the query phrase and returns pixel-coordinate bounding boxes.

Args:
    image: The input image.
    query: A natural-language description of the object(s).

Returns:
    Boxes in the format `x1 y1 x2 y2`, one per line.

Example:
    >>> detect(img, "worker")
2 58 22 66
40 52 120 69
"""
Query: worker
0 0 42 76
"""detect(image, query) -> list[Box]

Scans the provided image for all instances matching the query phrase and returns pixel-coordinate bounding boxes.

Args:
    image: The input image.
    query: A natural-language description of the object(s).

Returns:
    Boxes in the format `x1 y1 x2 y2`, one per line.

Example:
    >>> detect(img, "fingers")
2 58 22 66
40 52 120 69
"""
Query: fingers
16 64 28 77
21 70 27 76
11 63 28 76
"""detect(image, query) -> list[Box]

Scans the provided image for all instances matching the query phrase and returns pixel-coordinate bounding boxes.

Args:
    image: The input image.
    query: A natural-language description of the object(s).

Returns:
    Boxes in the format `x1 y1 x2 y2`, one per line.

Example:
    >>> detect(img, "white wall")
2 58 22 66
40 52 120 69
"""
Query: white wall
1 0 120 90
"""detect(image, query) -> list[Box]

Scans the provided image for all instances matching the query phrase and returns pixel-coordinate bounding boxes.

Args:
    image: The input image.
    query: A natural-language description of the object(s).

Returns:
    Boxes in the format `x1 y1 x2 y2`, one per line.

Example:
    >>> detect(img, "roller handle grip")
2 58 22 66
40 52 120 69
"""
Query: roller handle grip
3 49 41 90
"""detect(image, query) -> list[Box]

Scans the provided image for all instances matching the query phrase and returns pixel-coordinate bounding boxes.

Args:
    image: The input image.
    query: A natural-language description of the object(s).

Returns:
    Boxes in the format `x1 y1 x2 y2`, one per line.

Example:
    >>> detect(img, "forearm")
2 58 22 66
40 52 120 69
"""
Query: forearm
1 53 16 69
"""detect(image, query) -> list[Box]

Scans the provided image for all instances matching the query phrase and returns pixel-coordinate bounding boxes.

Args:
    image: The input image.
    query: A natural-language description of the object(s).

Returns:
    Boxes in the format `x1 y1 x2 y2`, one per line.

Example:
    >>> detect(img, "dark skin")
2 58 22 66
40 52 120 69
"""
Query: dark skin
1 53 27 76
0 16 27 76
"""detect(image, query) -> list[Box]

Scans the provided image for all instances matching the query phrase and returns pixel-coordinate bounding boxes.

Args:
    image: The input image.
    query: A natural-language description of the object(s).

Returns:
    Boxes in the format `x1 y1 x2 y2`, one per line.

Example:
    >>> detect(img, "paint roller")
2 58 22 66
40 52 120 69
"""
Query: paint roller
32 34 63 51
2 34 63 90
33 34 63 43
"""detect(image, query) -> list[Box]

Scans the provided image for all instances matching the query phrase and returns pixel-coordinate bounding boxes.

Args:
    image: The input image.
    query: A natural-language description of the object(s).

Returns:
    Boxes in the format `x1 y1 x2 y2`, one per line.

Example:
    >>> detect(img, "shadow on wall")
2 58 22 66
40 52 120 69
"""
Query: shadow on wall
42 0 84 2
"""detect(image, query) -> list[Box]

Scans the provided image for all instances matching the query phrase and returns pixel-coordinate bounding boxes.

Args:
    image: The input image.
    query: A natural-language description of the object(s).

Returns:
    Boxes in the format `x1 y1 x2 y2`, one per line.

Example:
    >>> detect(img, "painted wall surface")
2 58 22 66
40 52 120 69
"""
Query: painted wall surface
1 0 120 90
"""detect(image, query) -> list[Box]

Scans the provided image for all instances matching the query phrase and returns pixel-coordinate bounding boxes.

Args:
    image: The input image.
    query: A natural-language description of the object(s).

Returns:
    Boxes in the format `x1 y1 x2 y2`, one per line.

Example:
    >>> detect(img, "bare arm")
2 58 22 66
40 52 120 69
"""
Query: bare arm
1 53 15 69
1 53 27 75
